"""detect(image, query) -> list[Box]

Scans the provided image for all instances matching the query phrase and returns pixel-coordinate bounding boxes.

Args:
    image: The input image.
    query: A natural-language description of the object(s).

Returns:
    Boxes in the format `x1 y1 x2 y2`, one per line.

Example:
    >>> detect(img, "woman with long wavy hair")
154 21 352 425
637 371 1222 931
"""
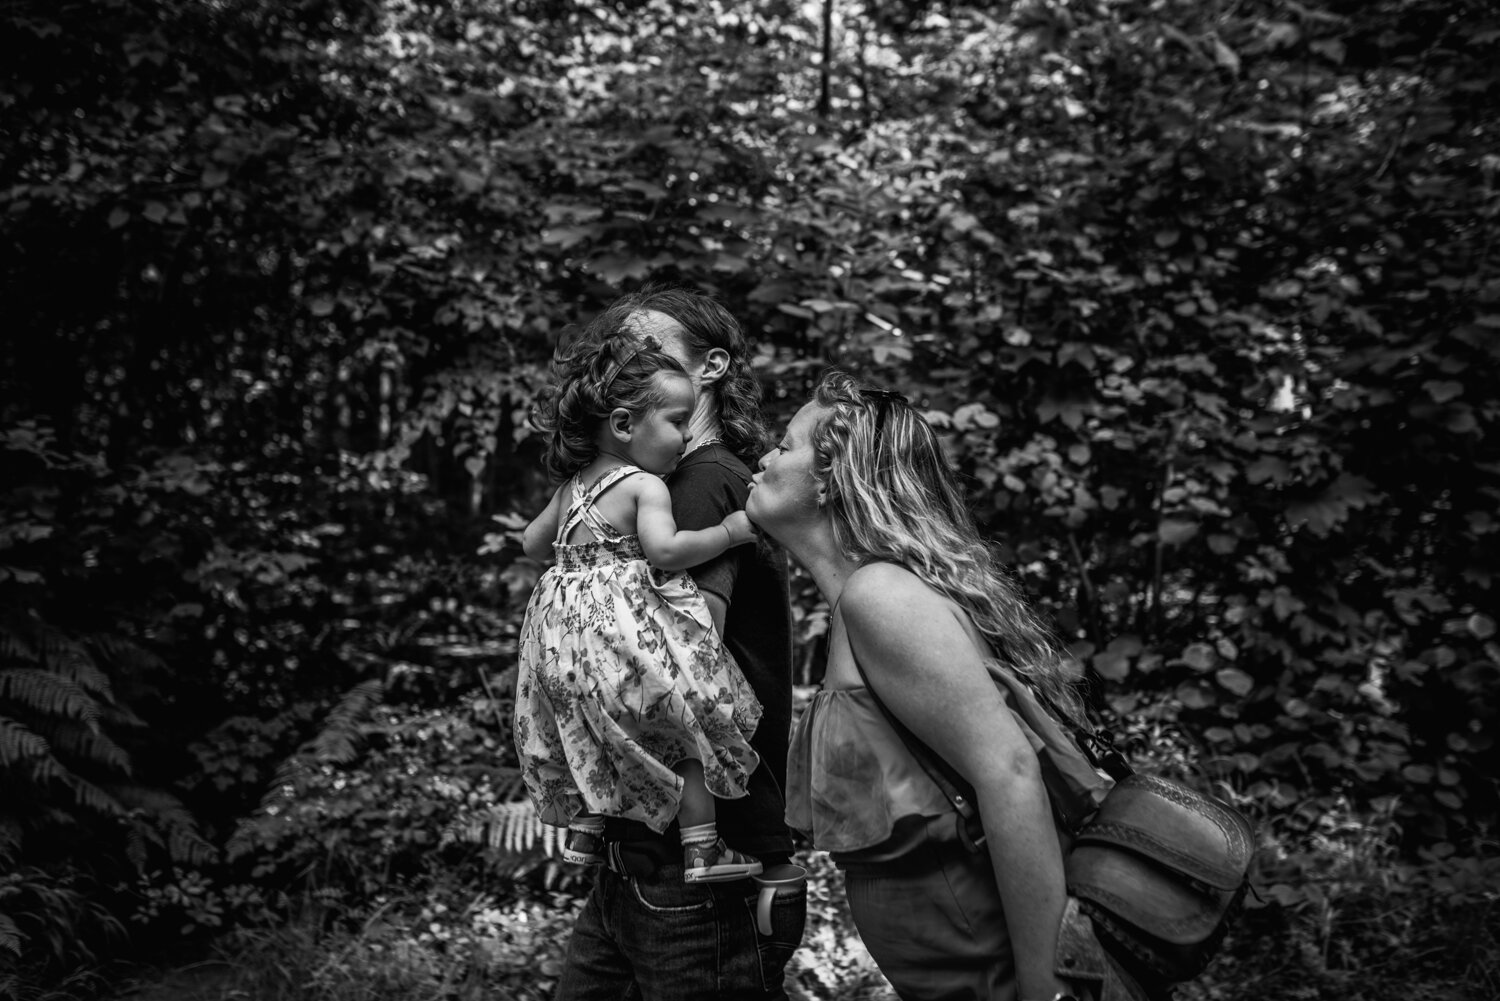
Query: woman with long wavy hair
746 370 1139 1001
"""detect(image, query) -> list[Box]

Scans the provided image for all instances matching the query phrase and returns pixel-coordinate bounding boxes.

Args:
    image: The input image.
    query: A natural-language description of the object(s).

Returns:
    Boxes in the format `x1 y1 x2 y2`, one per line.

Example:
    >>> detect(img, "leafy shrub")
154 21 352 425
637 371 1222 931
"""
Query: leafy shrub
227 687 586 918
785 848 896 1001
0 423 215 971
1190 826 1500 1001
0 867 125 981
208 886 584 1001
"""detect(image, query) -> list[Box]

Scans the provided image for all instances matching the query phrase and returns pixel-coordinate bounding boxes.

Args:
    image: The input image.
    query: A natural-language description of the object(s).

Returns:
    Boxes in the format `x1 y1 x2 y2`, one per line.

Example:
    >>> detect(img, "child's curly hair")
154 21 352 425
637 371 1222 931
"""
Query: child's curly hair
531 334 689 481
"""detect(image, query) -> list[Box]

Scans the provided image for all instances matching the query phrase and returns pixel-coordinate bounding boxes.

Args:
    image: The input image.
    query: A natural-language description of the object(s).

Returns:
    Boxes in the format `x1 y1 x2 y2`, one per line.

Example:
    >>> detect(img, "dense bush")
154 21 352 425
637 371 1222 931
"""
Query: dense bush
3 0 1499 995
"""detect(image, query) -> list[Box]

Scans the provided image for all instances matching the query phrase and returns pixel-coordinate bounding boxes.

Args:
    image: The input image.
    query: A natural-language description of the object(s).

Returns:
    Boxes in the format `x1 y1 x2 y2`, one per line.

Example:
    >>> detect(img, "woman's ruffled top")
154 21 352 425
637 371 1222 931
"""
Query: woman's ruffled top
785 662 1112 853
785 686 954 852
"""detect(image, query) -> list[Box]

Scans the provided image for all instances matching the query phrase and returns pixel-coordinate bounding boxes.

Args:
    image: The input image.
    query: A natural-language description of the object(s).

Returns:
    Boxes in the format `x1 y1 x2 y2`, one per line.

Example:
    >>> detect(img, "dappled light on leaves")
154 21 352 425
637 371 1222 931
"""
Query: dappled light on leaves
1 0 1497 997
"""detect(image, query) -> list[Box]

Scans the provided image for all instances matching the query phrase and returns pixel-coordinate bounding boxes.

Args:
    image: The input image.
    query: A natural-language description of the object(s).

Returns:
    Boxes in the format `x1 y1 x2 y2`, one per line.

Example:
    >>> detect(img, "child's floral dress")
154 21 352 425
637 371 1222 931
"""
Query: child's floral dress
514 465 762 832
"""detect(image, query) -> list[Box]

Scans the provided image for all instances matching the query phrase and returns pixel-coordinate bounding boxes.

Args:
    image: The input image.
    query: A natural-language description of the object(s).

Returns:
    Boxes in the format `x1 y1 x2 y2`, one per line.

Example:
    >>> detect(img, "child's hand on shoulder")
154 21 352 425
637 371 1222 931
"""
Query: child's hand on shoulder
721 510 755 546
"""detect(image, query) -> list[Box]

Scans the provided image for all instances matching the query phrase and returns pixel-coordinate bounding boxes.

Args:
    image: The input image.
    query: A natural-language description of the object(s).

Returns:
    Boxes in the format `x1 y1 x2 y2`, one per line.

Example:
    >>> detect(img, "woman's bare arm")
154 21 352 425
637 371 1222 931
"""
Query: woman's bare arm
841 562 1073 1001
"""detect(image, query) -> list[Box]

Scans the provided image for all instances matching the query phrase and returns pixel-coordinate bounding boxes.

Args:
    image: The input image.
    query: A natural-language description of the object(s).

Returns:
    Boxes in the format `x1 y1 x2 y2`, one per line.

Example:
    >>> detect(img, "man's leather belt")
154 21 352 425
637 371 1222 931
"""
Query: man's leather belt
605 839 678 878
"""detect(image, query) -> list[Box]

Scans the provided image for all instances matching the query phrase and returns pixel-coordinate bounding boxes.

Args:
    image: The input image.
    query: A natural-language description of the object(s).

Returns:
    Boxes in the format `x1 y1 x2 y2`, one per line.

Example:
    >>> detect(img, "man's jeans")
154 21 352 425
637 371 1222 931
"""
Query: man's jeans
554 861 807 1001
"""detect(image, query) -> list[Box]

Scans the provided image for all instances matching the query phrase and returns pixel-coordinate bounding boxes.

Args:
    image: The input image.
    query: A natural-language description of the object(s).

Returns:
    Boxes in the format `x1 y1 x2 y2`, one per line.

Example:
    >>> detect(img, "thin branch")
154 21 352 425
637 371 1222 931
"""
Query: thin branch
1065 530 1099 643
818 0 833 119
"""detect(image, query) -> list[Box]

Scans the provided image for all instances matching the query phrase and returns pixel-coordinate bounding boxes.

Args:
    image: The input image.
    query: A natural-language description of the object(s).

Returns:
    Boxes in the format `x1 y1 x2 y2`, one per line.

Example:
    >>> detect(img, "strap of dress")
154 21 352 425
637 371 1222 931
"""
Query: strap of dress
555 465 643 545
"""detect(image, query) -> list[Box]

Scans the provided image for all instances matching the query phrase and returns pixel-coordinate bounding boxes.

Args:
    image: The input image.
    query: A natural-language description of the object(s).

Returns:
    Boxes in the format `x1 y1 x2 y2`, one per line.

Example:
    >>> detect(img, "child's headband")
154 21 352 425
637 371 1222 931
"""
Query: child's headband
601 342 646 394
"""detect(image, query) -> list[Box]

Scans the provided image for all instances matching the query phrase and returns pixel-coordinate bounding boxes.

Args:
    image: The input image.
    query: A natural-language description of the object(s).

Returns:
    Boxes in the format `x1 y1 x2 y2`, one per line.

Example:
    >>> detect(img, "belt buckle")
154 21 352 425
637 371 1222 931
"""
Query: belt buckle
606 840 627 875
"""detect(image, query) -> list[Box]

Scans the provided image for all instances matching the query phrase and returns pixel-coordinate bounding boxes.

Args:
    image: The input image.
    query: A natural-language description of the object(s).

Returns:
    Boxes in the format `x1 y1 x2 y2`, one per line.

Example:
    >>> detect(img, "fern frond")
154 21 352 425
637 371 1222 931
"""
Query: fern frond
54 769 128 819
111 790 216 869
0 624 37 666
0 812 21 861
42 637 113 702
0 669 101 727
223 823 255 863
35 621 78 666
86 632 168 678
307 678 384 764
498 800 543 853
0 714 50 766
100 701 149 728
0 911 21 957
108 785 213 866
124 825 149 872
540 820 564 859
20 752 68 785
167 825 216 867
32 719 131 775
453 800 553 855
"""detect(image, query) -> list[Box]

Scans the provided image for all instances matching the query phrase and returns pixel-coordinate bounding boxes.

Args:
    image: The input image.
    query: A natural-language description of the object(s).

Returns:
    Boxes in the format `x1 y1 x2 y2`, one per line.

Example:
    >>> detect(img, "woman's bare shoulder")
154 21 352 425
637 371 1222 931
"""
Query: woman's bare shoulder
842 562 954 630
841 562 990 692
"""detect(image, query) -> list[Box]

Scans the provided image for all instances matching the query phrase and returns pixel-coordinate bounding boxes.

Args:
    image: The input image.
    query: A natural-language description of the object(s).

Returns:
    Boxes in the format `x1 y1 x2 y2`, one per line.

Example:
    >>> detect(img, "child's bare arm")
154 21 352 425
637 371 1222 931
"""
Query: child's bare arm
634 476 753 571
522 484 567 561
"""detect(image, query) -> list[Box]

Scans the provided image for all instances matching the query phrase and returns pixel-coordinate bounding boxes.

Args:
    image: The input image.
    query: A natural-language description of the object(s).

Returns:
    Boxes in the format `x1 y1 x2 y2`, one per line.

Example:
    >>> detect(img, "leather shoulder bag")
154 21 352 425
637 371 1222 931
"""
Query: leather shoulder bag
849 648 1256 1000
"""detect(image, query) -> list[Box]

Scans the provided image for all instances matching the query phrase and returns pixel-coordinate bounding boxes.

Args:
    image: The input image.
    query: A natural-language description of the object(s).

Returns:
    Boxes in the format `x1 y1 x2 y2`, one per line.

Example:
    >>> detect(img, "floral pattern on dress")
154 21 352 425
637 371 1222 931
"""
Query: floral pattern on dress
514 466 762 833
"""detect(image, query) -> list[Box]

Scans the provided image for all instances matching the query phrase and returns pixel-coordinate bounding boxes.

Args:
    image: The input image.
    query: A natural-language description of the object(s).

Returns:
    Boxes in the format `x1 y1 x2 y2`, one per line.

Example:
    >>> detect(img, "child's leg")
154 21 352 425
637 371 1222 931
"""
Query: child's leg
563 812 605 865
674 760 762 883
674 759 715 829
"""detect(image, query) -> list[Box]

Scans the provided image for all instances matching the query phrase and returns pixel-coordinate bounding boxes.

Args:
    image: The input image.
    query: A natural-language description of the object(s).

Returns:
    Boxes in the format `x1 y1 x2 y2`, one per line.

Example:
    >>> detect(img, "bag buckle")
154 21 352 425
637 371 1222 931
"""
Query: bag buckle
1080 729 1133 781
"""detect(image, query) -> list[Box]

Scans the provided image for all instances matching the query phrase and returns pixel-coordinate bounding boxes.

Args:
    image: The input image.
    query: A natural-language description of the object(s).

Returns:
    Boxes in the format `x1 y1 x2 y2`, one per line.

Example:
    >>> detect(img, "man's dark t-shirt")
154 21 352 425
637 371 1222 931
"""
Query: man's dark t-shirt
602 444 795 860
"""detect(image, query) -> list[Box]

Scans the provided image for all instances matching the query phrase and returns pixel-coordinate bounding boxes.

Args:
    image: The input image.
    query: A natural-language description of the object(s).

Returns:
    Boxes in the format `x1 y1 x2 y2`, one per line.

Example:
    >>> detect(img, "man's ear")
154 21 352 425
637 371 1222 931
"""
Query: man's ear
698 347 730 386
608 407 633 441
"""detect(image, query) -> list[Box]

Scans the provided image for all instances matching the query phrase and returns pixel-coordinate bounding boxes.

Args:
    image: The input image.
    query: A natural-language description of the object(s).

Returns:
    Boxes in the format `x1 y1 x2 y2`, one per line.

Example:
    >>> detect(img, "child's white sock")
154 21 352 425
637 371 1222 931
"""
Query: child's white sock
571 814 605 835
680 821 717 848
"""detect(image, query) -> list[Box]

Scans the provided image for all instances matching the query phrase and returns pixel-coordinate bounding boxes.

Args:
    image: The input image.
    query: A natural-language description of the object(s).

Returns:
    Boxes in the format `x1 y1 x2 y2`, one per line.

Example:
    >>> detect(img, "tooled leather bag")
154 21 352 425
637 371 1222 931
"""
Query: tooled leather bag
851 653 1256 1000
1063 761 1256 996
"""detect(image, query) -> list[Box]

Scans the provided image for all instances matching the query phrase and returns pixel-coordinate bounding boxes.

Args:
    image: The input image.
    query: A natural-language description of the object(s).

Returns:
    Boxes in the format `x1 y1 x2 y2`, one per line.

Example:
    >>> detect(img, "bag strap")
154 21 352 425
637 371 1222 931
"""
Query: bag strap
846 642 988 848
845 623 1133 841
1022 681 1135 783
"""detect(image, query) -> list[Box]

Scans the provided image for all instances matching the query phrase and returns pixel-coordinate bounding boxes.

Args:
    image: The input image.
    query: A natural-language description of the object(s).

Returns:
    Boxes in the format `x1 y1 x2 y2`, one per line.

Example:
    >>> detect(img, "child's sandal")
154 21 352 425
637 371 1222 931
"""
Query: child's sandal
563 827 605 865
682 839 763 883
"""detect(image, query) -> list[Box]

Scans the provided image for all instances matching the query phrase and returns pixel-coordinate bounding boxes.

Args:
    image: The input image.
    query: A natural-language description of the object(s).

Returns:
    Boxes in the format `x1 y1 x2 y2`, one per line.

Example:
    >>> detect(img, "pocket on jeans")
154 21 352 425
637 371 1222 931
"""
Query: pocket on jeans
743 885 807 991
629 874 715 915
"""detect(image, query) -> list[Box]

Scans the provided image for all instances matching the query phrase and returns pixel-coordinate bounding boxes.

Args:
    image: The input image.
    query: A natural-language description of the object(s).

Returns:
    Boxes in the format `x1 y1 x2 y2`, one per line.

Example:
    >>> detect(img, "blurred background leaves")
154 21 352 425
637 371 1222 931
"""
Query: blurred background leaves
2 0 1497 997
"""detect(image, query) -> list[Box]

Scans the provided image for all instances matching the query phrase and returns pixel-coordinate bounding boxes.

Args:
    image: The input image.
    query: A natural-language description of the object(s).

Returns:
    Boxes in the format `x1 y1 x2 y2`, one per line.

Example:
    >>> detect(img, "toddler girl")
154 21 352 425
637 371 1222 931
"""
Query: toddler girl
514 335 764 883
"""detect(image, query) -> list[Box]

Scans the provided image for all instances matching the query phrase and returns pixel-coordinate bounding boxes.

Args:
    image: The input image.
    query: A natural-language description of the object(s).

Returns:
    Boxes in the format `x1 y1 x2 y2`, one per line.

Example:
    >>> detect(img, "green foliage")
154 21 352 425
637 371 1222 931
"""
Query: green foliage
194 889 584 1001
1186 800 1500 1001
0 605 210 967
227 690 583 911
0 867 125 977
786 848 897 1001
3 0 1500 993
